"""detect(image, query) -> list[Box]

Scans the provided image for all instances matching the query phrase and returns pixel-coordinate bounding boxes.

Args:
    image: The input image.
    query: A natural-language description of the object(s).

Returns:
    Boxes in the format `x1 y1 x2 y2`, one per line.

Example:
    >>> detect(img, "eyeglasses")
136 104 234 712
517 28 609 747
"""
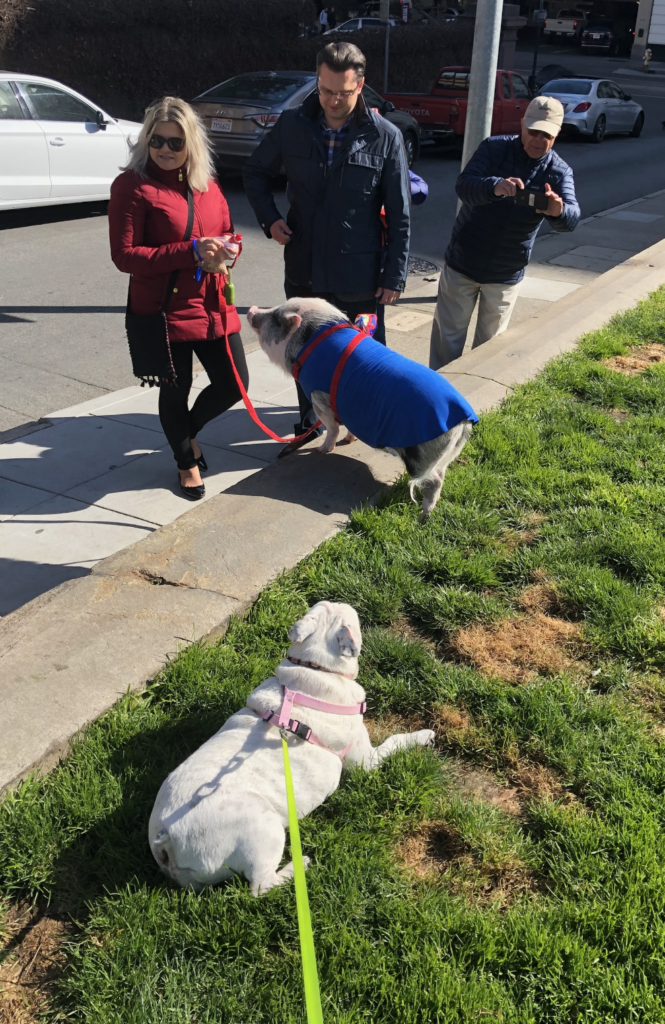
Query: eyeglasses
317 82 361 100
149 134 186 152
526 128 555 140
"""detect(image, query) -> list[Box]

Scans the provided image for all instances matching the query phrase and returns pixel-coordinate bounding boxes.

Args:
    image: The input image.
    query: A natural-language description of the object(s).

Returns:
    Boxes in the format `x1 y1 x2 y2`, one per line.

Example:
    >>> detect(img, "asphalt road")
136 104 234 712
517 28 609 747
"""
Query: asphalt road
1 44 664 437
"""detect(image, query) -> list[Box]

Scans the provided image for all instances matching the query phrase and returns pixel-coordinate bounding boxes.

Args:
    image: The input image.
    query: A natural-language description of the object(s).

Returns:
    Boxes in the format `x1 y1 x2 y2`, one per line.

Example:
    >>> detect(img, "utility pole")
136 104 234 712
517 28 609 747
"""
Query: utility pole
381 0 391 92
529 1 546 92
459 0 505 174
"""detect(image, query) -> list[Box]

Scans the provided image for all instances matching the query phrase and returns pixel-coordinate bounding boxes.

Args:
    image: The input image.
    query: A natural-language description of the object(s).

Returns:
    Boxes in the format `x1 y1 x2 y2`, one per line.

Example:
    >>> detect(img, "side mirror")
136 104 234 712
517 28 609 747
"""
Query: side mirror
624 93 631 100
95 109 108 130
384 100 396 112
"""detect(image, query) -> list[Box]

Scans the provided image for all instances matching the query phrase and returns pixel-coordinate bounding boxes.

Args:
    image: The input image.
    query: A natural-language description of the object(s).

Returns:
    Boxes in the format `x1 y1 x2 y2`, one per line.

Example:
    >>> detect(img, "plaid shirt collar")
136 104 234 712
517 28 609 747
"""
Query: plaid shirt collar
320 112 354 168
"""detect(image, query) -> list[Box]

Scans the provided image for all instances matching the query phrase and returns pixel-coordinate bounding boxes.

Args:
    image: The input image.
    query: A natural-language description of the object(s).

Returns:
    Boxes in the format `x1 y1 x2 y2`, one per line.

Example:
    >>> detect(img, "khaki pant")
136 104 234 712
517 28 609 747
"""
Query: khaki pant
429 263 522 370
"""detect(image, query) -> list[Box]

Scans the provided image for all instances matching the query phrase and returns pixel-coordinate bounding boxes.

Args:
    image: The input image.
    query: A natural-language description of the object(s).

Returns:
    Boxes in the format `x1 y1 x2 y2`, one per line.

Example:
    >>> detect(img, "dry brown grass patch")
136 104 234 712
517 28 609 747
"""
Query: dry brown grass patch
433 704 472 744
499 515 546 551
0 903 70 1023
397 822 535 905
450 765 522 816
364 712 426 745
607 408 631 423
602 344 665 376
452 611 580 683
505 760 569 803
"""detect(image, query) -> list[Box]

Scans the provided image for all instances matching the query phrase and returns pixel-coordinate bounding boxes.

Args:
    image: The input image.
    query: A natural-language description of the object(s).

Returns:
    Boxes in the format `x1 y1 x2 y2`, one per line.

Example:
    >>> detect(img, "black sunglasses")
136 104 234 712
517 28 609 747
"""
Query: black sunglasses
149 134 186 152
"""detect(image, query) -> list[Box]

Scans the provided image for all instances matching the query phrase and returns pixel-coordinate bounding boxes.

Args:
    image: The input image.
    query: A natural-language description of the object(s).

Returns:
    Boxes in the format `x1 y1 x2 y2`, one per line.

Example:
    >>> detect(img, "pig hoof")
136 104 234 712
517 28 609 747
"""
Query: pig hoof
336 433 357 446
314 443 335 455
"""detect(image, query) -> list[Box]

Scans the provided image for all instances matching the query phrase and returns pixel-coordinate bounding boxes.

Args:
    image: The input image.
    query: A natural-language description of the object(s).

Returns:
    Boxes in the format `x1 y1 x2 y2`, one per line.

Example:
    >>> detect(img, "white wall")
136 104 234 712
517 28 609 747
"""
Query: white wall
649 0 665 44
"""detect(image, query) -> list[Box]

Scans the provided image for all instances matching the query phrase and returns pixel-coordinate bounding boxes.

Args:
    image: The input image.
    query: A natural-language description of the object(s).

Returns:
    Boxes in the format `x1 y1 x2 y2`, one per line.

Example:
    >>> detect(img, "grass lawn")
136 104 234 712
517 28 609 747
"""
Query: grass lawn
2 290 665 1023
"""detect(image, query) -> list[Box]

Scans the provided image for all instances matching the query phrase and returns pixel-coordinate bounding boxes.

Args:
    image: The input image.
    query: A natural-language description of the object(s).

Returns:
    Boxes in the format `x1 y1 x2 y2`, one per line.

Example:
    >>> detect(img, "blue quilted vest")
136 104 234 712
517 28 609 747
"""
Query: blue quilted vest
295 324 478 449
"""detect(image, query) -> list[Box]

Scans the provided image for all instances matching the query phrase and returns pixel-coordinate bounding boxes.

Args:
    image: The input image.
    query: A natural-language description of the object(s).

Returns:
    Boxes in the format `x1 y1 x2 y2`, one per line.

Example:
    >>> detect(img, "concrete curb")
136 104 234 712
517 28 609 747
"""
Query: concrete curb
2 239 665 796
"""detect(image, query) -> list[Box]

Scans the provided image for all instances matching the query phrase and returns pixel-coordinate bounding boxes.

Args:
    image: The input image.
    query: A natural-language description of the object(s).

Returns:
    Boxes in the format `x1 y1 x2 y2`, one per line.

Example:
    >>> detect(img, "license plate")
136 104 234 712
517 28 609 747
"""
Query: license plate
211 117 232 133
592 33 600 37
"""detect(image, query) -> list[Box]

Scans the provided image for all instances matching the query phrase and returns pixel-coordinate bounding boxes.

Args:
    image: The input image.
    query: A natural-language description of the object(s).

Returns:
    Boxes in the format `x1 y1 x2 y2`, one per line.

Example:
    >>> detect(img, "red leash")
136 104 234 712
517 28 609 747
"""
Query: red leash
223 333 322 444
223 322 369 445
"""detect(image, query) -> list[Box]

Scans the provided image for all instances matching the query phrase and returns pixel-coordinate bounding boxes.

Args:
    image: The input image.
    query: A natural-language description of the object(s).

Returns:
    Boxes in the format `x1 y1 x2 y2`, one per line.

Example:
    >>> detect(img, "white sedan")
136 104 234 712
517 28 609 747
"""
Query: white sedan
544 77 645 143
0 73 141 211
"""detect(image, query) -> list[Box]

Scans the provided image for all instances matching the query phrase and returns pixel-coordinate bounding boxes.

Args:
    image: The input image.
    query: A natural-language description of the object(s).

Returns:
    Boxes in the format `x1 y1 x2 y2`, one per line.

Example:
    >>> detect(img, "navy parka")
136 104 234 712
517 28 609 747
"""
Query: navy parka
446 135 580 285
243 92 411 295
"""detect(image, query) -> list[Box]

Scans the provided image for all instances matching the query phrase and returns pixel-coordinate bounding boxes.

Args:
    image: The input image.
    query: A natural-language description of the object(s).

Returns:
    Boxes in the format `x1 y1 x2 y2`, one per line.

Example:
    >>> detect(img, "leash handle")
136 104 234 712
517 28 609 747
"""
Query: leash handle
223 333 322 444
281 733 324 1024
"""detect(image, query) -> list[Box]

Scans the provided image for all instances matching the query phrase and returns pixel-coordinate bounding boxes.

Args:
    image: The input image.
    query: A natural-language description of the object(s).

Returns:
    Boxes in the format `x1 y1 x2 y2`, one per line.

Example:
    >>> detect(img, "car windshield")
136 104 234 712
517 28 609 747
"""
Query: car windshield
586 25 610 31
196 75 309 103
546 79 592 94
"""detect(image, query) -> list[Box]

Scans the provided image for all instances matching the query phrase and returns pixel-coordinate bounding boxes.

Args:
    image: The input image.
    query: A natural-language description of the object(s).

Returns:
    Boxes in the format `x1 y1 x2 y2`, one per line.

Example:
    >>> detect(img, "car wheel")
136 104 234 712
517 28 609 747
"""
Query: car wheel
629 111 644 138
403 131 418 168
591 114 606 143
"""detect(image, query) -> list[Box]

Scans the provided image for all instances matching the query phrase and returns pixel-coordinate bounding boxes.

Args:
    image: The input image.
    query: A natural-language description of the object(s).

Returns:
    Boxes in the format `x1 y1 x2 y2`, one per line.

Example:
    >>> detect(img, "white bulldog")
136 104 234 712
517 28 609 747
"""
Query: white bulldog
149 601 434 894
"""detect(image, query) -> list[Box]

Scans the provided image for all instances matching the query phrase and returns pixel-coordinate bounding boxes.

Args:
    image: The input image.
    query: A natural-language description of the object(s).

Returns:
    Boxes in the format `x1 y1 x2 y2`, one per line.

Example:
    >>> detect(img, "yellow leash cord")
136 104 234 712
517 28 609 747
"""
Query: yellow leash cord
281 731 324 1024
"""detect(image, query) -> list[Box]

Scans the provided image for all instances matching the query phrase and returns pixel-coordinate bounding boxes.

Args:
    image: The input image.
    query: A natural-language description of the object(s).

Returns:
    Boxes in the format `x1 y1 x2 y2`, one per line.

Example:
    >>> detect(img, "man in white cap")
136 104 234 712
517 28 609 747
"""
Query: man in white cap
430 95 580 369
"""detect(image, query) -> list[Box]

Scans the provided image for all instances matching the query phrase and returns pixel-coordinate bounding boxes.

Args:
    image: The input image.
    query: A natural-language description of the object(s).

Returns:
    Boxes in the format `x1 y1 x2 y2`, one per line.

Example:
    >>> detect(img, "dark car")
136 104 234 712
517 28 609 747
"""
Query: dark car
191 70 421 171
535 64 576 91
581 24 617 53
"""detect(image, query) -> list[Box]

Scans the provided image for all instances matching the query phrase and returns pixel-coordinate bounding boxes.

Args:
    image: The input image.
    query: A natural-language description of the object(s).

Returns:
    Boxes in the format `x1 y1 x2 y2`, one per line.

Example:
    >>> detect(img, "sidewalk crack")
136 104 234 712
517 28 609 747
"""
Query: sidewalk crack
445 372 514 389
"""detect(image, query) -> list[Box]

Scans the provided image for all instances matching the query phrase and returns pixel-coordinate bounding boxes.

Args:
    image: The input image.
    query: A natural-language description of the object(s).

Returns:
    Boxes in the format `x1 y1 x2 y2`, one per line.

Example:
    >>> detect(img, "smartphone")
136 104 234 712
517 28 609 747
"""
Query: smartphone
514 188 549 212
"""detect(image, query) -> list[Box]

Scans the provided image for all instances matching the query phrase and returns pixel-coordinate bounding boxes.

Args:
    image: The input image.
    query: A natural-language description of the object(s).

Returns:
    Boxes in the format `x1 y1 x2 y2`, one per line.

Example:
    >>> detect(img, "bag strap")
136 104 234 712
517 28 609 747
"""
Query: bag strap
161 187 195 313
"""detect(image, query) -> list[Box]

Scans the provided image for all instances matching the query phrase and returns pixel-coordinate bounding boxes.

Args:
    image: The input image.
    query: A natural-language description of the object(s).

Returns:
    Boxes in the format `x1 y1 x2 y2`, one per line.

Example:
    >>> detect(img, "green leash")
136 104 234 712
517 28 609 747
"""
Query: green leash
281 732 324 1024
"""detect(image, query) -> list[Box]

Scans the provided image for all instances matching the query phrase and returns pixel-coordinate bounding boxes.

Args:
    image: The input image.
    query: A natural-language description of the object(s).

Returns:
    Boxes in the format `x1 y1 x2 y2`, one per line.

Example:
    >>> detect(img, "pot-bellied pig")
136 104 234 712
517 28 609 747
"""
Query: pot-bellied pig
247 297 478 519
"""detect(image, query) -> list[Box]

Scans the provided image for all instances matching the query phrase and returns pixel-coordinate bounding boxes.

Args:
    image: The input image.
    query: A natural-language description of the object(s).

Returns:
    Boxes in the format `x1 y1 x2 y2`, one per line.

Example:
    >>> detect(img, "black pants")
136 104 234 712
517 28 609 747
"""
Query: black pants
283 281 381 434
158 333 249 470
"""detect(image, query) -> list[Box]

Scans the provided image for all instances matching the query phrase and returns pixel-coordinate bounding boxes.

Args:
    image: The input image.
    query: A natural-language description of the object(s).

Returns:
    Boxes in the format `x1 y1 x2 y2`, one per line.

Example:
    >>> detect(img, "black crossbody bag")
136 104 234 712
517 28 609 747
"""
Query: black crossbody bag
125 188 195 387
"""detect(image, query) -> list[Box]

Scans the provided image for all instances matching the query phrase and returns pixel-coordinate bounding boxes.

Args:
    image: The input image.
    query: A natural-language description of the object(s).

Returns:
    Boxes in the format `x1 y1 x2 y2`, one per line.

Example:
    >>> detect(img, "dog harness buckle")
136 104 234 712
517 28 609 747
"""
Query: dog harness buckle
256 682 366 761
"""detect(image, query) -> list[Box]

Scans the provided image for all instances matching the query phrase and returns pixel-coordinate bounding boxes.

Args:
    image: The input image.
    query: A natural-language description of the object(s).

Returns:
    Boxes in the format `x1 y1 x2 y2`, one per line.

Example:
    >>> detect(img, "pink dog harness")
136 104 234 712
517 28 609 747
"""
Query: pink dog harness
257 684 366 761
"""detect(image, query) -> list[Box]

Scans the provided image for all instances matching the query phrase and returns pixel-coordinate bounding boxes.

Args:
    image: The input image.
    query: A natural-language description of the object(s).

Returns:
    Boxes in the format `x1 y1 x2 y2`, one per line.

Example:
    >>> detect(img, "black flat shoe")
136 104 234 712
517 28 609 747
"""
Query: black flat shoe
179 480 205 501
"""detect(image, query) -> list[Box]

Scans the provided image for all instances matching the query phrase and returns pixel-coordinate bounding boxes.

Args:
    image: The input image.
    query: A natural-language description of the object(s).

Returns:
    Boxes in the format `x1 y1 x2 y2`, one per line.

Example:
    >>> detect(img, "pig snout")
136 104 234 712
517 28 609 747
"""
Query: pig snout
246 306 260 328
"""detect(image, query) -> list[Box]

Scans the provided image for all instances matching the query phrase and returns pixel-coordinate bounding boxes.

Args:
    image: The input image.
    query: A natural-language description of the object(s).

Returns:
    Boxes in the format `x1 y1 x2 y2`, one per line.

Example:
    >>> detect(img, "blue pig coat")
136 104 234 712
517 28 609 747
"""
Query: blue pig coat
295 324 478 449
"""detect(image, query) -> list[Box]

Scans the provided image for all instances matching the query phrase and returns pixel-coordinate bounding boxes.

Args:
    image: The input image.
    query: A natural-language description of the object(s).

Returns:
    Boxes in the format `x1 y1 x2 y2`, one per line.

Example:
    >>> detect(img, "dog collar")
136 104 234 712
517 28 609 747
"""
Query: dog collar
287 656 357 680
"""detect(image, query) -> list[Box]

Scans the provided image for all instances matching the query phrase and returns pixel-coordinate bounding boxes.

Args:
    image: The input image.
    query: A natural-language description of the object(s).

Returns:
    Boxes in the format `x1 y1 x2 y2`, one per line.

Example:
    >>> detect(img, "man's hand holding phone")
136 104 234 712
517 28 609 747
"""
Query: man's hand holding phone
494 177 524 197
544 182 563 218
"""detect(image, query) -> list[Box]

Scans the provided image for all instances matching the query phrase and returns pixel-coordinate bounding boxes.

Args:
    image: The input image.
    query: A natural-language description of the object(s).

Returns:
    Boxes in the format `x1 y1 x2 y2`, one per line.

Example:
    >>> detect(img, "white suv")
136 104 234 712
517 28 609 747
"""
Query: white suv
0 73 141 211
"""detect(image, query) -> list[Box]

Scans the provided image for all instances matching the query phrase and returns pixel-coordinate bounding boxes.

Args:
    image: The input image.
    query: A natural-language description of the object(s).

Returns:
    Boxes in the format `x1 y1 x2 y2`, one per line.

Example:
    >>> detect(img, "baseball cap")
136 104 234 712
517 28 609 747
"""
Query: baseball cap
524 95 564 136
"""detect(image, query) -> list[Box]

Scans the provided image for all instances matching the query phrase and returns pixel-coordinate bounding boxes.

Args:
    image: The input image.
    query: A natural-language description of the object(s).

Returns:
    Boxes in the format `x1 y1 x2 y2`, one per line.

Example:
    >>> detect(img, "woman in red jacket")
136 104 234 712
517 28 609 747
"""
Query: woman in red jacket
109 96 248 500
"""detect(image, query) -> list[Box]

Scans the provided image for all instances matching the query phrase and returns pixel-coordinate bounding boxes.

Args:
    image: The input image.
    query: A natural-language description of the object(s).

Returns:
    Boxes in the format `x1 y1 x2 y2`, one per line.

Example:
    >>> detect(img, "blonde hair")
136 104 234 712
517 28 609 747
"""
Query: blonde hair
126 96 215 193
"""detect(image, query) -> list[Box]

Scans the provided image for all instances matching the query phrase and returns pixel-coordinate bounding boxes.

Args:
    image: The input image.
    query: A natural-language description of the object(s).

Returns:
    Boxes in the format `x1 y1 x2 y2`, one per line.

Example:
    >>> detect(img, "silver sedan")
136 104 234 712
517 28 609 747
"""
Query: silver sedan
544 78 644 143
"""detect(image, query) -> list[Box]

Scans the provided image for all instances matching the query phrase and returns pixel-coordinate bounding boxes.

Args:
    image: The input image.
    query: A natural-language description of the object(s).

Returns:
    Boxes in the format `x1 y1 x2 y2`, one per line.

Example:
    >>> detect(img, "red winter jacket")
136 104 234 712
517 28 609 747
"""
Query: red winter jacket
108 159 242 342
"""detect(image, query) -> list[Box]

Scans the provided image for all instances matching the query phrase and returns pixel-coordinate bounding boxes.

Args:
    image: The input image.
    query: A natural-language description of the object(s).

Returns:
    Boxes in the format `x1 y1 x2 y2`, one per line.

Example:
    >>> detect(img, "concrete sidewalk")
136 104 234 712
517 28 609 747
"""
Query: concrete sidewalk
1 197 665 795
2 188 664 619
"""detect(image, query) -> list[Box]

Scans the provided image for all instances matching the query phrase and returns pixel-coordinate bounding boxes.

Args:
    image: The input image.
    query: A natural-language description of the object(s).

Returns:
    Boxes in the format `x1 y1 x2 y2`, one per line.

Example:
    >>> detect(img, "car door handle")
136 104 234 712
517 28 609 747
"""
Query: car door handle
49 137 66 146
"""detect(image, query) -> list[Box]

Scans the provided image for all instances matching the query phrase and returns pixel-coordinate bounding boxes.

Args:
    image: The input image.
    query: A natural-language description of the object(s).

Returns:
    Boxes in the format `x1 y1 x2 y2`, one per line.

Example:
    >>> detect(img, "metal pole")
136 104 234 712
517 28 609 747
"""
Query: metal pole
383 19 391 93
459 0 504 173
529 1 544 93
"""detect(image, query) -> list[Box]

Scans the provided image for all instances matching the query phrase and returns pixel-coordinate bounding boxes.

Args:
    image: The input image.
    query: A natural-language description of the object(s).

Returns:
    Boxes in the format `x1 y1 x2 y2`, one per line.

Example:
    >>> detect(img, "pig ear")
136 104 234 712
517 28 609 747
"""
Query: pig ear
288 605 323 644
336 622 361 659
285 313 302 333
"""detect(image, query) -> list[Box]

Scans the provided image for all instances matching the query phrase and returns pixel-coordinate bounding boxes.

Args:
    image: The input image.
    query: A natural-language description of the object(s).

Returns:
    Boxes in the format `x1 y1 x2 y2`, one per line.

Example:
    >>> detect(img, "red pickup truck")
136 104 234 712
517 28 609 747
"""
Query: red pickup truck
383 66 532 143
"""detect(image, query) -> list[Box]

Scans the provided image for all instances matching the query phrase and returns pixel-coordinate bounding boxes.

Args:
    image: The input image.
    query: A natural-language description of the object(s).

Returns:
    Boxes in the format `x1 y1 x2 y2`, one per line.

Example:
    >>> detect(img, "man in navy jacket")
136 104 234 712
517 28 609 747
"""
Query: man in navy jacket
430 95 580 370
244 41 410 449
